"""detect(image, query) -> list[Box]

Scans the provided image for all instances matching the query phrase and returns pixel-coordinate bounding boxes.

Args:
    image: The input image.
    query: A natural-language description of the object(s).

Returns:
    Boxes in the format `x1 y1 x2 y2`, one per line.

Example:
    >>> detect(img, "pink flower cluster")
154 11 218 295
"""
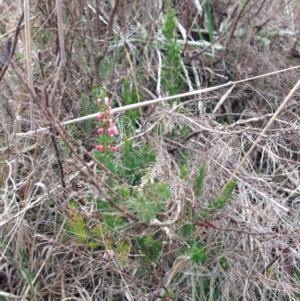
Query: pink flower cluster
96 97 118 152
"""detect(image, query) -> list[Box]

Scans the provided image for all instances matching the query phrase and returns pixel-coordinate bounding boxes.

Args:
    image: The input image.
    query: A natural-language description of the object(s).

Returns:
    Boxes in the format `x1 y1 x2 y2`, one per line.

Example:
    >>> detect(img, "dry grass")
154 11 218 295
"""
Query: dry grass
1 0 300 300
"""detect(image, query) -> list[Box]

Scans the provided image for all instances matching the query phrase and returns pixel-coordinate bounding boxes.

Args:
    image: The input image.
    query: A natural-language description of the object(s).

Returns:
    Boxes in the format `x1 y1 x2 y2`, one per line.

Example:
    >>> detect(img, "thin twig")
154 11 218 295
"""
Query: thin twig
15 64 300 137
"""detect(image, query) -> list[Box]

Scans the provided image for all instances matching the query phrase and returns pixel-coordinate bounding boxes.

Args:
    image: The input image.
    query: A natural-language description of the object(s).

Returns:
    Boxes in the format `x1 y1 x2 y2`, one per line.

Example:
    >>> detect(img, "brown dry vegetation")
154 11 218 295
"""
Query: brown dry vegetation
1 0 300 300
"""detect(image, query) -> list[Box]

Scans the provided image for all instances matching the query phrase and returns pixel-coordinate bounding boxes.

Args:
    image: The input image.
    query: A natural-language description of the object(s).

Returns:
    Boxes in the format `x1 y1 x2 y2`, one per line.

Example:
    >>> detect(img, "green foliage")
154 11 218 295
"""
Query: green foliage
136 236 162 263
181 223 196 238
195 164 205 197
87 226 103 249
295 267 300 282
66 201 88 244
0 239 38 301
68 85 99 147
115 241 131 265
68 87 237 300
167 124 191 167
67 201 129 252
204 0 214 42
82 88 99 129
190 242 208 264
126 181 171 222
95 149 116 180
103 212 123 230
208 179 236 210
137 190 157 222
162 6 176 40
67 201 101 249
123 78 141 133
181 166 235 226
180 163 188 179
294 268 300 298
95 137 156 187
162 7 183 97
219 256 229 271
118 138 156 186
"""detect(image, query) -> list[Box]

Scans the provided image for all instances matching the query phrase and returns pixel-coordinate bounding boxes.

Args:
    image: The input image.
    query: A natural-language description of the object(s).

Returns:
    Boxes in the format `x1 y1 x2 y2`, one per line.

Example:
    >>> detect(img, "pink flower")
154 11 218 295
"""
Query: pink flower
165 297 172 301
108 126 118 136
97 128 104 135
104 109 112 116
104 97 110 106
96 144 104 152
103 250 114 261
97 112 105 120
108 145 117 152
97 98 102 105
109 110 114 118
